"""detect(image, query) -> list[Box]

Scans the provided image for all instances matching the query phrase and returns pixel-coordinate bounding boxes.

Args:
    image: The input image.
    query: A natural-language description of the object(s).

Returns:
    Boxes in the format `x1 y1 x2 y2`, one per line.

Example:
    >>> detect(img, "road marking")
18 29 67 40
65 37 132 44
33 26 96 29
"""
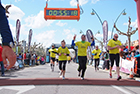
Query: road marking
112 85 132 94
0 85 35 94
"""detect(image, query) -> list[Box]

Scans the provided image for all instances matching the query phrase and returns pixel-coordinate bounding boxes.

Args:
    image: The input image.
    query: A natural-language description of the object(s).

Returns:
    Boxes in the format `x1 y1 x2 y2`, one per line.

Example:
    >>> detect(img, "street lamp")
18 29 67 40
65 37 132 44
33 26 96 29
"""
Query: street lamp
91 9 103 25
95 30 100 35
111 9 127 38
79 30 84 34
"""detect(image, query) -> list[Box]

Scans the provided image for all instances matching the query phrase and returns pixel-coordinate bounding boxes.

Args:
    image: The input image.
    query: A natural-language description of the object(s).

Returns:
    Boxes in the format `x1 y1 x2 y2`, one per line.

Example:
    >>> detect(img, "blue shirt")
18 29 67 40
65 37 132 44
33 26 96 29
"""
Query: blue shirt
0 1 14 44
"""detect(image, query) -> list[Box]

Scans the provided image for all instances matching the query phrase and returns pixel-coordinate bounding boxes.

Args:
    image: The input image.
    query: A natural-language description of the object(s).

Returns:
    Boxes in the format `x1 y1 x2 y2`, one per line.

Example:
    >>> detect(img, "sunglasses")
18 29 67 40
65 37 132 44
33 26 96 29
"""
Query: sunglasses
115 36 118 38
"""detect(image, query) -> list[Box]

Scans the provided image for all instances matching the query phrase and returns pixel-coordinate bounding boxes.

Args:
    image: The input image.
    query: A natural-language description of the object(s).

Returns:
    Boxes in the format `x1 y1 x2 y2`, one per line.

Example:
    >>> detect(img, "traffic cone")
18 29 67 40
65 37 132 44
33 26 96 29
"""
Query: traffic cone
129 68 134 80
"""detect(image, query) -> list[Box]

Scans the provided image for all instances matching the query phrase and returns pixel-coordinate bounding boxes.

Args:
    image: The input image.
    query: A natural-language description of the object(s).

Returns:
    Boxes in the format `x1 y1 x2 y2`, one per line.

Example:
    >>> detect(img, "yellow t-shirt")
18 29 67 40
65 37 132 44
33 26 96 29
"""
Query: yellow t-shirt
107 39 122 54
58 46 70 61
75 41 91 56
92 49 101 59
49 48 57 58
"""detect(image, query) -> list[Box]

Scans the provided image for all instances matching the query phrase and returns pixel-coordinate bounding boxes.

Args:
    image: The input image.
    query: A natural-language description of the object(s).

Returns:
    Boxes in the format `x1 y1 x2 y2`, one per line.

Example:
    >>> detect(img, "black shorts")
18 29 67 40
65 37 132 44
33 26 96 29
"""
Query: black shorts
109 53 120 67
56 59 58 62
50 57 55 62
59 60 67 70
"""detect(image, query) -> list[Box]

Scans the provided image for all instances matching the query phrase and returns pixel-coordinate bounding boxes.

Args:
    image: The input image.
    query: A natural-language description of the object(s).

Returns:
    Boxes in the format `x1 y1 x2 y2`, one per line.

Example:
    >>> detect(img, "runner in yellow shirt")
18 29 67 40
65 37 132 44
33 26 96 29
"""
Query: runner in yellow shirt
58 40 70 79
107 33 123 80
49 44 57 72
92 46 101 71
67 56 71 64
72 34 95 80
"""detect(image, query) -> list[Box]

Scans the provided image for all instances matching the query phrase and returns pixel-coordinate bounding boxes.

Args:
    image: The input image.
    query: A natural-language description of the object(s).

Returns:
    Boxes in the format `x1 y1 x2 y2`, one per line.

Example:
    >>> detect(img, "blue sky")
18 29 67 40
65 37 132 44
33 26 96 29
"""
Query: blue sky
1 0 138 48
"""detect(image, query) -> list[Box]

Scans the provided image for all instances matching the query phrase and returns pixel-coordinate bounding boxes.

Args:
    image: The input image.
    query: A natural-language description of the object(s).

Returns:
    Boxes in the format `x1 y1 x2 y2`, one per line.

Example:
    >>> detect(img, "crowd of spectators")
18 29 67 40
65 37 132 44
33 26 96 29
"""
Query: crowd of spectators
120 45 139 61
16 52 46 68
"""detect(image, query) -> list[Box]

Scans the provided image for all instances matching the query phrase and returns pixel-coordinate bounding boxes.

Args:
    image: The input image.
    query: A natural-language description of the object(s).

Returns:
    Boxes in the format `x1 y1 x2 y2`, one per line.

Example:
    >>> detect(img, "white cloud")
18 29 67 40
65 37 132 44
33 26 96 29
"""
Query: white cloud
62 28 80 42
33 30 56 47
56 21 67 27
95 31 112 38
70 0 88 6
91 0 100 4
63 29 71 35
123 19 138 28
9 24 16 38
24 11 55 29
8 4 25 21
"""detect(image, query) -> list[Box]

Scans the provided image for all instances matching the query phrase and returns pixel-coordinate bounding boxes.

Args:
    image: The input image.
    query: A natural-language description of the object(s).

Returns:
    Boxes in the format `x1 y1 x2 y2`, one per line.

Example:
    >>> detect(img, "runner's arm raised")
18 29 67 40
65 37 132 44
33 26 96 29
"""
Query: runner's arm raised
71 40 75 46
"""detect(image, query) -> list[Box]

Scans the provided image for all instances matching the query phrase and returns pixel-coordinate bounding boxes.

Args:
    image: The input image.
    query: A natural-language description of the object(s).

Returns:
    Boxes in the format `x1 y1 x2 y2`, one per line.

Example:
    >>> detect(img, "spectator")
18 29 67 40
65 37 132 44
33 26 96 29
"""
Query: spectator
0 44 5 76
31 54 34 66
103 50 110 70
122 45 128 59
33 53 36 65
126 50 132 60
41 55 45 65
18 53 23 68
36 55 38 65
135 45 139 55
23 52 26 65
26 52 31 66
131 51 135 61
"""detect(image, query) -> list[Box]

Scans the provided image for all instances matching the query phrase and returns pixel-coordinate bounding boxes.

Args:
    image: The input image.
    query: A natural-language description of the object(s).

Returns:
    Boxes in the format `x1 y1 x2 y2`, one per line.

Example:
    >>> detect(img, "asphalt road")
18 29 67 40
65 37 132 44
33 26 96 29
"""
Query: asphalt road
0 62 140 94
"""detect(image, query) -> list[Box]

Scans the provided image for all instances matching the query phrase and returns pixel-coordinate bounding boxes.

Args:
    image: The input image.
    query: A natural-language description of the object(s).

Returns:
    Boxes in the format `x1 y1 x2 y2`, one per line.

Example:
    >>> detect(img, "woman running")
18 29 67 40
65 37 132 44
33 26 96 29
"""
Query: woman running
57 40 70 79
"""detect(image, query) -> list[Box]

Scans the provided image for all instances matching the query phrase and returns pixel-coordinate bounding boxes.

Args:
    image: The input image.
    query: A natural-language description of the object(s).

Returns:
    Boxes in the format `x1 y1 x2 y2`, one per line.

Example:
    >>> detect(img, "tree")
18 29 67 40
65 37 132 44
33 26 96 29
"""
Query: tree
5 5 11 18
94 37 104 51
114 17 138 50
30 42 41 53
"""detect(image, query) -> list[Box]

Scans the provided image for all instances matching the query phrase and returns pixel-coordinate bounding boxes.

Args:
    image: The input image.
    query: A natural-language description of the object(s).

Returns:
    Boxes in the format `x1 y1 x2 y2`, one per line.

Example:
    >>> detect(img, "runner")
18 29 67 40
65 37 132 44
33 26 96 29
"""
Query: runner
49 44 57 72
72 34 95 80
107 33 123 80
92 46 101 71
67 56 71 64
55 54 59 66
57 40 70 79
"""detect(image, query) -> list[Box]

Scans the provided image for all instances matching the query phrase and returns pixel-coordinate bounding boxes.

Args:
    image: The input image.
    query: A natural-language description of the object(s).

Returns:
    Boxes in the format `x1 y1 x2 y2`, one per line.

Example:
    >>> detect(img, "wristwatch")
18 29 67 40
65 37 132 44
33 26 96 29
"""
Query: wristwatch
3 42 14 48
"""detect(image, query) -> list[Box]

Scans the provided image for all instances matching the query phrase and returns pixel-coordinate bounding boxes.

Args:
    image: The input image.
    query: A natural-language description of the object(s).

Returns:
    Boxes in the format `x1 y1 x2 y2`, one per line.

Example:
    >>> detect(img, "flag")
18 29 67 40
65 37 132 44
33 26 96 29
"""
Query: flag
102 20 108 50
28 29 33 52
16 19 21 45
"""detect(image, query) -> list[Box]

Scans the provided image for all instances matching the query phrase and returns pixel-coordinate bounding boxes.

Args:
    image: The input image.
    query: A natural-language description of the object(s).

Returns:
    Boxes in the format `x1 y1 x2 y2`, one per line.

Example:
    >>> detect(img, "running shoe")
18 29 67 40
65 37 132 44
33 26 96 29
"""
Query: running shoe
109 74 112 78
81 77 84 80
59 71 62 76
62 76 65 80
117 76 122 81
95 68 97 72
78 72 81 77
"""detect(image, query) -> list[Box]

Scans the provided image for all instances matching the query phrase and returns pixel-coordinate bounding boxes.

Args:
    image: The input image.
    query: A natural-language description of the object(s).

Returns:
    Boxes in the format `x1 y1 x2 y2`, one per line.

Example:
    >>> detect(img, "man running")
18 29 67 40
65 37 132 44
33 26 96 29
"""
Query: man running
58 40 70 79
72 34 95 80
92 46 101 71
49 44 57 72
107 33 123 80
